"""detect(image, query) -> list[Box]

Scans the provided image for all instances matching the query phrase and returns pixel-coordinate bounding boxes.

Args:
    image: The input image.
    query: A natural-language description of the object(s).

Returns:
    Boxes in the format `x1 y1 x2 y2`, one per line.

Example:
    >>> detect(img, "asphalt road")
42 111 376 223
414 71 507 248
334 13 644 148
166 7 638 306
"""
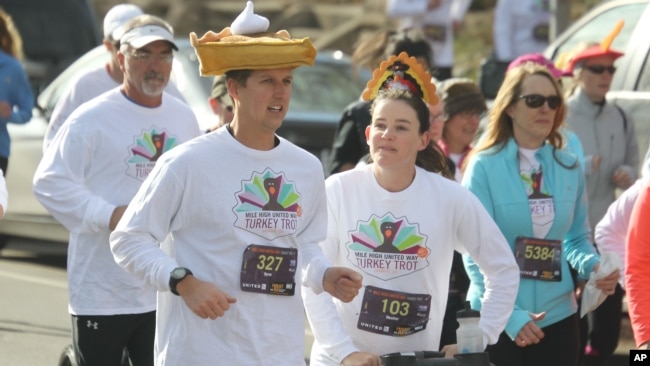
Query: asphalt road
0 242 70 366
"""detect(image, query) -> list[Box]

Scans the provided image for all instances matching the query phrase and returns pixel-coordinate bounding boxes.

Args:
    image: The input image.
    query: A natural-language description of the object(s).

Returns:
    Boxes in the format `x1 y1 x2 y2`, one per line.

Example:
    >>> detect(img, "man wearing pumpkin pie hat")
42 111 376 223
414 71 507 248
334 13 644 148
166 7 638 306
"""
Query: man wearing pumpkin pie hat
109 2 363 365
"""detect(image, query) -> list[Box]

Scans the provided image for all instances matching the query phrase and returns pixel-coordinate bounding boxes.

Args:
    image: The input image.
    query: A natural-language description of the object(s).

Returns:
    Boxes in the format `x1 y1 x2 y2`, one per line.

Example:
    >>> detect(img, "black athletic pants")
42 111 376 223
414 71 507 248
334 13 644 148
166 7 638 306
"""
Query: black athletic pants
486 313 580 366
72 311 155 366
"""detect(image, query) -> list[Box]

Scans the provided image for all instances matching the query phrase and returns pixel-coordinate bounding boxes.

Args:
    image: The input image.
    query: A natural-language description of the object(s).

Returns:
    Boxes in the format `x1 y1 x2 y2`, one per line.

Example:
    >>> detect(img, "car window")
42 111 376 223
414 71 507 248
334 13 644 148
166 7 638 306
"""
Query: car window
290 58 369 114
551 3 646 64
636 47 650 92
175 43 213 96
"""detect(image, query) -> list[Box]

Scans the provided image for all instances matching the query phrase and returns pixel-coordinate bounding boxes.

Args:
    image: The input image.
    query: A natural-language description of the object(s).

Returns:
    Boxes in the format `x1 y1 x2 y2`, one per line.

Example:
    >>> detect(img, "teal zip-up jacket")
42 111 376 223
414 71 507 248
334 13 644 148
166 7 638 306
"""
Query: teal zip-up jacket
0 50 33 158
461 138 600 339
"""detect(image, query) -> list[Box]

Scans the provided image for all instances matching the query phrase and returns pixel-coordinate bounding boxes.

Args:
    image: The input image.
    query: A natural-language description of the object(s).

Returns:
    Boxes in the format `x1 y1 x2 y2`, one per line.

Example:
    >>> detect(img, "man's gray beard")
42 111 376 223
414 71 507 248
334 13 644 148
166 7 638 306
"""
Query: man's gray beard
142 79 167 97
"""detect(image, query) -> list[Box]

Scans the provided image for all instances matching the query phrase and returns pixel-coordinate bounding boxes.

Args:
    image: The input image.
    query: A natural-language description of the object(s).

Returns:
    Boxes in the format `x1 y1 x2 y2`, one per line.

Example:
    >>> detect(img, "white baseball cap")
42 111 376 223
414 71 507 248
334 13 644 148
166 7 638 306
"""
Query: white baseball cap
103 3 144 41
120 24 178 51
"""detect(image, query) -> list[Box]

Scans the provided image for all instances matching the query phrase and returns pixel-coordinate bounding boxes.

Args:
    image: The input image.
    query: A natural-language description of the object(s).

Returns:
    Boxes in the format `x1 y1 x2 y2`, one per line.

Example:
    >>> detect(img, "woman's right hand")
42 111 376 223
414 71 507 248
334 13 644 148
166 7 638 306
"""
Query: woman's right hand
515 312 546 347
440 344 458 357
0 101 11 118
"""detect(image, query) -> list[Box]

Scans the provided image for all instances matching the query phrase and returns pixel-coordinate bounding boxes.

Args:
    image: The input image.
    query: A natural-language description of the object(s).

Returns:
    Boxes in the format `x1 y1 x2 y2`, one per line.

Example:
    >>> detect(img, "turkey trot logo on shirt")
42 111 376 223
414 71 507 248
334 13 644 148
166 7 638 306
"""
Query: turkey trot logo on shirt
521 166 554 239
126 128 179 181
346 213 429 280
232 169 302 240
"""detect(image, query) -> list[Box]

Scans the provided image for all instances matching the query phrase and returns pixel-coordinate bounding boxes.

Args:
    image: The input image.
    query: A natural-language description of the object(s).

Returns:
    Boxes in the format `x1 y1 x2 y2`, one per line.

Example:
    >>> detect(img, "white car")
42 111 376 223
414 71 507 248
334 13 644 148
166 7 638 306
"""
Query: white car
1 38 369 244
544 0 650 167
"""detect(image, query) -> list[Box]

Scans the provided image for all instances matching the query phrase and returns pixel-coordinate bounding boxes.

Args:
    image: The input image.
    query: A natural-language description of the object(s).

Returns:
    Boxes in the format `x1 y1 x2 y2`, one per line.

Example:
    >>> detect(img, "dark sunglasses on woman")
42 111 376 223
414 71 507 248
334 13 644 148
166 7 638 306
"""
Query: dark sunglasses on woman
585 65 617 74
518 94 562 110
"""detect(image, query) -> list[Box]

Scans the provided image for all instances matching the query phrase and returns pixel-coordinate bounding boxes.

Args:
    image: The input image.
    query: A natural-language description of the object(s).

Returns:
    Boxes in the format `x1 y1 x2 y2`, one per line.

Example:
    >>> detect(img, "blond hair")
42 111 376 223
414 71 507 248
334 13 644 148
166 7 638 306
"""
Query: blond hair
468 63 567 163
0 7 24 59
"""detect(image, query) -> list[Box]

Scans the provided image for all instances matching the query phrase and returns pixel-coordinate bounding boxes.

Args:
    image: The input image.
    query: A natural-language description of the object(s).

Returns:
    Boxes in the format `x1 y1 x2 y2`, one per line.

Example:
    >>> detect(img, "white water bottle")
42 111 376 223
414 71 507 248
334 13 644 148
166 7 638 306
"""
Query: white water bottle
456 301 483 354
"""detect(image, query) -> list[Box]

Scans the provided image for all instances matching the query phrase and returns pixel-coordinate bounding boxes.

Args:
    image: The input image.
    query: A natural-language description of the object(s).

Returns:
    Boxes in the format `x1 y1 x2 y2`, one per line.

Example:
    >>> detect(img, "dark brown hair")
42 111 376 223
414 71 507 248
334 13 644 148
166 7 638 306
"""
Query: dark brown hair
225 69 253 87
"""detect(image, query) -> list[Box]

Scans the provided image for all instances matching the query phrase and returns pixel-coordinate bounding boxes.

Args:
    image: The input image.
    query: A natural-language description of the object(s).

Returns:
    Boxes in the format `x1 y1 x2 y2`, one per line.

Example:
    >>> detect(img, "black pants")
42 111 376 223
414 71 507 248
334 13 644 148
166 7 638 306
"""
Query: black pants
439 251 470 348
72 311 156 366
487 313 580 366
439 291 465 349
0 156 9 250
0 156 7 176
579 284 624 365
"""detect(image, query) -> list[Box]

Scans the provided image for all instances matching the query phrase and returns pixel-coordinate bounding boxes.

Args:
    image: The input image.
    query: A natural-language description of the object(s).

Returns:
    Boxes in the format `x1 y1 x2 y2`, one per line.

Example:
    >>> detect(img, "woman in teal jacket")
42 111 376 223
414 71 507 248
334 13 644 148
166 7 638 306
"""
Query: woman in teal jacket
461 63 619 366
0 9 33 176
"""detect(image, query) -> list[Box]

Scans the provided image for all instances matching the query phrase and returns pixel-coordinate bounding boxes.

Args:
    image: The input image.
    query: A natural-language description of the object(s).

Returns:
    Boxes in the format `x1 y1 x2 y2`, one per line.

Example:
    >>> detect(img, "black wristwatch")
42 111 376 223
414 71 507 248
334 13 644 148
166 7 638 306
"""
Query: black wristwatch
169 267 193 296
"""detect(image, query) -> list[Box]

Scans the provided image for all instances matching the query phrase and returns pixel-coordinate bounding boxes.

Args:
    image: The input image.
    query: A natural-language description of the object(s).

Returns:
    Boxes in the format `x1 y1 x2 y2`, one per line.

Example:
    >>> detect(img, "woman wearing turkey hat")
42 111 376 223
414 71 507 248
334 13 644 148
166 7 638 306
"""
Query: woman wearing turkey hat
563 21 639 366
302 52 518 366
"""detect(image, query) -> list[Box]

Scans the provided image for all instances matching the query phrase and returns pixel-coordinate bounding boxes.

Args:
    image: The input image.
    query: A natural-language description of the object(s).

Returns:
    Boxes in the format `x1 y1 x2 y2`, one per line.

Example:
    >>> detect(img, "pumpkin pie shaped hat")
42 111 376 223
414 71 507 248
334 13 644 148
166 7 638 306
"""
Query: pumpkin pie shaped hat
566 20 625 72
190 1 316 76
362 52 439 105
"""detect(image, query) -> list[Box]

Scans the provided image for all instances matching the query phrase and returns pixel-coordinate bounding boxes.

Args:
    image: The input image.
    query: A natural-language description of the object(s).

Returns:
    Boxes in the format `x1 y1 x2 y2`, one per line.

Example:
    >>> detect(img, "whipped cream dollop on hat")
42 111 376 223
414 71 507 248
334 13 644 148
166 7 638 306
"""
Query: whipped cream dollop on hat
190 1 316 76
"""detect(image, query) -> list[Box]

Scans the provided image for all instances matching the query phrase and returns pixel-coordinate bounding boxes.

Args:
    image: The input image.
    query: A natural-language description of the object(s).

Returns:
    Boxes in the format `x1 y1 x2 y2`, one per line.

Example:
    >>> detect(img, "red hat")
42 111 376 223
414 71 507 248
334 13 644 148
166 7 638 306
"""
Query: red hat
508 53 572 78
567 20 625 72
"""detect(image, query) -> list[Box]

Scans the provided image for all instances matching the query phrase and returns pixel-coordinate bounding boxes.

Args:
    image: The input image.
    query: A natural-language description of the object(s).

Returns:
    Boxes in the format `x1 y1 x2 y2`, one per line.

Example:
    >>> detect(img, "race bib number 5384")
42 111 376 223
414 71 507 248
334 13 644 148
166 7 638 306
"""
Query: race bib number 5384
514 236 562 281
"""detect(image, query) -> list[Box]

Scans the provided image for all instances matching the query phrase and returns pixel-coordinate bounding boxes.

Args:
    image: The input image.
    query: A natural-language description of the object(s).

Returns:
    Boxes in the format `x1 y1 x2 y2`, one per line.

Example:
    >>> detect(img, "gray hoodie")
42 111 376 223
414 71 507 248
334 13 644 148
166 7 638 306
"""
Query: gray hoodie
566 88 639 233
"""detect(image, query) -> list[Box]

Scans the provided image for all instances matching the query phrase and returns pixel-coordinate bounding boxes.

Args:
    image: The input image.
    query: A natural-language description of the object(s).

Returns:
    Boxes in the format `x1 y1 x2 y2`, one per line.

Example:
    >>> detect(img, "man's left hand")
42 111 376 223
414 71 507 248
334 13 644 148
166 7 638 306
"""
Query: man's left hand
323 267 363 303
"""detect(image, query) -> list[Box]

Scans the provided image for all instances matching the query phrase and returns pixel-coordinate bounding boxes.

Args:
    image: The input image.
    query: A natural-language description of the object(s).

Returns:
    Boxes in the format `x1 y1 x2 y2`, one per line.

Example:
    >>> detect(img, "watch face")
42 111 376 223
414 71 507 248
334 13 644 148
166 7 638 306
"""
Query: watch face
172 268 187 278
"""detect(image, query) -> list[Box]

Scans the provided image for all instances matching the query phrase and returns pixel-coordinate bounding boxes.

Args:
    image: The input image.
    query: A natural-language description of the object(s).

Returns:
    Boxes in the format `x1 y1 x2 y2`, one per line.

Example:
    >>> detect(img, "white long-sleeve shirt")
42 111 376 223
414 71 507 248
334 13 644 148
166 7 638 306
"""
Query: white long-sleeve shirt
493 0 551 61
33 89 200 315
110 128 331 365
303 165 519 365
595 177 649 288
386 0 472 67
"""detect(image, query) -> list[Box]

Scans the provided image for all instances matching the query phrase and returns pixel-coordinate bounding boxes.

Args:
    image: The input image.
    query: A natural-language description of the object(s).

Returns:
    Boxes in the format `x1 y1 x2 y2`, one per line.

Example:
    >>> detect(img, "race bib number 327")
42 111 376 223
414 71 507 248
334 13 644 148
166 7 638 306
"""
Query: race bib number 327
240 244 298 296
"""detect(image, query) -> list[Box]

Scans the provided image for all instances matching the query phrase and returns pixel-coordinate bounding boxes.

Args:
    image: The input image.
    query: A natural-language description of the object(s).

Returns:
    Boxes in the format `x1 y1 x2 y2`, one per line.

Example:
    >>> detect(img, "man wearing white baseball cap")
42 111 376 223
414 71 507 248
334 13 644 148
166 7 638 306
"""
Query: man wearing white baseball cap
43 3 184 152
33 14 201 366
119 21 178 51
104 3 143 42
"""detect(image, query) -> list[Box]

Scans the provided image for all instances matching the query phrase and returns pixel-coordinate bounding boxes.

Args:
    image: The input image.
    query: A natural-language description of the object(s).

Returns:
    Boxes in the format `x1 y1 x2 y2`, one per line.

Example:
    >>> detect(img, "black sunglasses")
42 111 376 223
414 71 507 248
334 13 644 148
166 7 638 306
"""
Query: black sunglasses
517 94 562 110
585 65 616 74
